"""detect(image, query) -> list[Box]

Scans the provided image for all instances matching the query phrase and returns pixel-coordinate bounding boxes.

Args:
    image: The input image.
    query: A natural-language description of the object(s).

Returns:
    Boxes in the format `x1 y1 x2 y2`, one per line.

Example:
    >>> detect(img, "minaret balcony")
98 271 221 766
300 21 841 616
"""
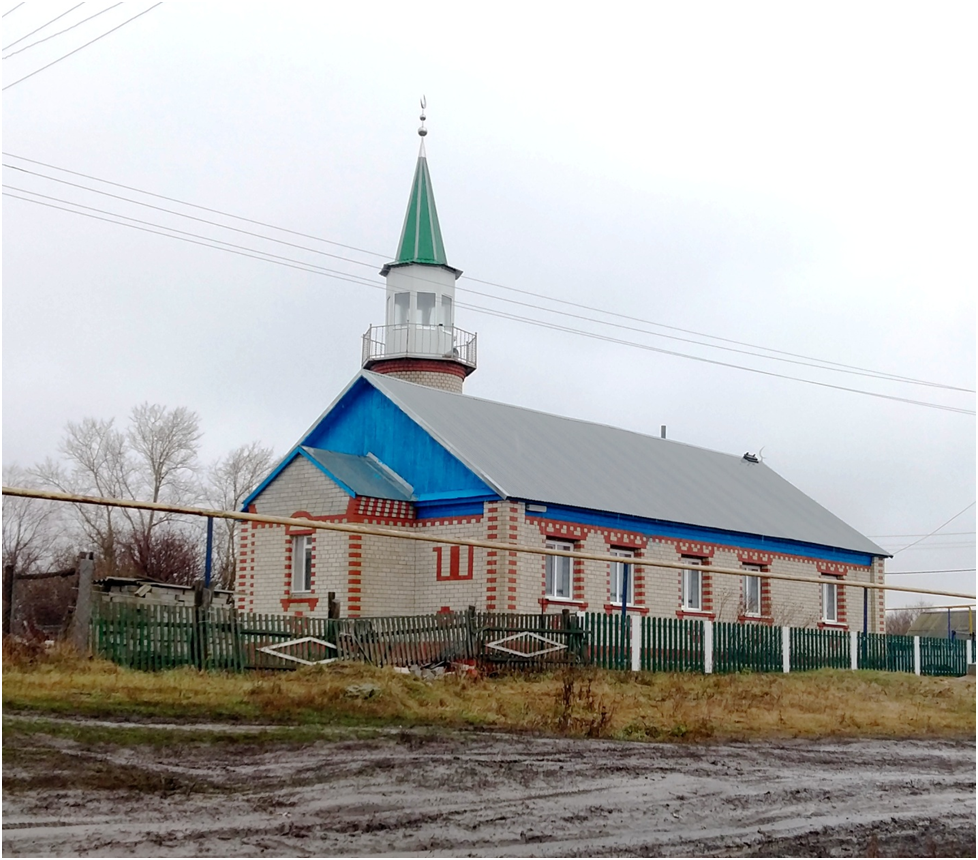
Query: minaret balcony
361 324 478 371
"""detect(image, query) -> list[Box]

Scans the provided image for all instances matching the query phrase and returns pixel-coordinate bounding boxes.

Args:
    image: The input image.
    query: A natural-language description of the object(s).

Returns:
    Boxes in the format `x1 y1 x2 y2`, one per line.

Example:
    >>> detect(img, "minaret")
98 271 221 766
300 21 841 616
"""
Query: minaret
361 101 477 393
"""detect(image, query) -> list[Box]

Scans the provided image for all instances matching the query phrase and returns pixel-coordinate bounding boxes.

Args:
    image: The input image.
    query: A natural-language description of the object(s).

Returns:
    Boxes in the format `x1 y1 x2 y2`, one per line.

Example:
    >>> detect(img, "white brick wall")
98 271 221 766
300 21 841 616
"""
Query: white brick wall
239 460 884 632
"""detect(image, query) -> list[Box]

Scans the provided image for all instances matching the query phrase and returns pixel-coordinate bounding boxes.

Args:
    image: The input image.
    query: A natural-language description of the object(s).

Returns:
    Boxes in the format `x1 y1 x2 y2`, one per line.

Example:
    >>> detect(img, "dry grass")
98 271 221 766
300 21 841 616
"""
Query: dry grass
2 642 974 741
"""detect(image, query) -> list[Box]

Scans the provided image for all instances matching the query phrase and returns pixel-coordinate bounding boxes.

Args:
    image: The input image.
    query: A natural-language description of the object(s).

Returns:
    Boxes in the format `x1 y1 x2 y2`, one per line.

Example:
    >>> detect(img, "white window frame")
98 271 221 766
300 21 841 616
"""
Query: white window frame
743 564 763 617
545 539 573 600
393 292 410 325
293 534 313 593
417 291 436 325
682 558 703 611
610 548 634 605
822 579 839 624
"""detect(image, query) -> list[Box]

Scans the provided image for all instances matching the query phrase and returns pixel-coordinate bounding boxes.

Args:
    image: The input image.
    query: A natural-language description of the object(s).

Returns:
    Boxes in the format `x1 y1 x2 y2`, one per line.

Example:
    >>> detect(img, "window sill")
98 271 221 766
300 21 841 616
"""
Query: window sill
676 609 715 620
604 603 650 615
738 614 775 625
817 621 847 630
539 597 588 611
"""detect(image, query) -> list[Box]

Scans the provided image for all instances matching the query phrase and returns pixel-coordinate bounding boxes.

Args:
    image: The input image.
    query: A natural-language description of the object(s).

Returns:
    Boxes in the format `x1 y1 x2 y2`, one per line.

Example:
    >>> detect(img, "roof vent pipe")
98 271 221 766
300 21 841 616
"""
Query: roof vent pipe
660 425 667 439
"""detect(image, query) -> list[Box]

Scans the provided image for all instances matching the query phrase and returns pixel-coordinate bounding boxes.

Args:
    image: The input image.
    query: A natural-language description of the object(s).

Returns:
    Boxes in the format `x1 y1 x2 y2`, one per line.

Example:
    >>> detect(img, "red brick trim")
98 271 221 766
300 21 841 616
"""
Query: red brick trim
434 545 475 581
368 358 471 379
738 550 773 566
281 596 319 612
673 541 715 558
817 561 850 576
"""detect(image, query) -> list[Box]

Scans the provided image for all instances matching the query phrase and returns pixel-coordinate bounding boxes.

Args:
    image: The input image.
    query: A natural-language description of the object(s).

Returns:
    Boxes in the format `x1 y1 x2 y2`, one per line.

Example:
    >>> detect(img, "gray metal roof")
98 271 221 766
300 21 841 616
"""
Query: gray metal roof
364 372 888 557
906 609 974 639
302 448 414 502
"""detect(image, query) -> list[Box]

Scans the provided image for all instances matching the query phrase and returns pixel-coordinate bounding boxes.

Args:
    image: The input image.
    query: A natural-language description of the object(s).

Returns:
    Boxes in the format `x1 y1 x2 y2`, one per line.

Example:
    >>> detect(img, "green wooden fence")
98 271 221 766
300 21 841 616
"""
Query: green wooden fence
857 632 914 673
713 621 781 673
90 601 971 677
584 612 629 670
641 616 704 672
920 636 967 676
789 626 850 671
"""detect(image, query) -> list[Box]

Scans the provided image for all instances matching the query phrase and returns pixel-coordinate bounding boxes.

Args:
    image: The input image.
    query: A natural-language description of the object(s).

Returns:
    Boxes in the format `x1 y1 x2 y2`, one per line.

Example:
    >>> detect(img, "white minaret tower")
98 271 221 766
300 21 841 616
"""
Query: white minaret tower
361 100 477 392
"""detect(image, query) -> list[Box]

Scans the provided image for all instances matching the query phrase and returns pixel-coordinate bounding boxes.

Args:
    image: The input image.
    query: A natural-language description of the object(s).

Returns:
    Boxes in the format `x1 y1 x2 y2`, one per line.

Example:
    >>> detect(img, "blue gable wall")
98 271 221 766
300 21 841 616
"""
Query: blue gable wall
301 379 496 502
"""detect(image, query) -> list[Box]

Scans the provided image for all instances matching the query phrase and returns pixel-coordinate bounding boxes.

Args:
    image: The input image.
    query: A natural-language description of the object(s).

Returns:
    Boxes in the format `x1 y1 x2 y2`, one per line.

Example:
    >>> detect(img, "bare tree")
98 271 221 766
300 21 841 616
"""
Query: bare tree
885 602 929 635
32 418 131 575
32 405 203 581
207 442 274 588
2 464 68 577
123 403 202 575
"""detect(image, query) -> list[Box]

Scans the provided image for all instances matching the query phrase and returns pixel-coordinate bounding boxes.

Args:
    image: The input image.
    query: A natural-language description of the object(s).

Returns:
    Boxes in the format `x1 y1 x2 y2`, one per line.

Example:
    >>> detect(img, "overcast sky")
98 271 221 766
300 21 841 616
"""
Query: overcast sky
2 2 975 609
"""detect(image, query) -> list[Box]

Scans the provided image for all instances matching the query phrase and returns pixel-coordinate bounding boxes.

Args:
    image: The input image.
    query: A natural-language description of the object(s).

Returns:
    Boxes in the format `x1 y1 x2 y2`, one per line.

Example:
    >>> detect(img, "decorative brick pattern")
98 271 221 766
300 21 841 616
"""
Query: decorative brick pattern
246 461 884 633
369 359 467 393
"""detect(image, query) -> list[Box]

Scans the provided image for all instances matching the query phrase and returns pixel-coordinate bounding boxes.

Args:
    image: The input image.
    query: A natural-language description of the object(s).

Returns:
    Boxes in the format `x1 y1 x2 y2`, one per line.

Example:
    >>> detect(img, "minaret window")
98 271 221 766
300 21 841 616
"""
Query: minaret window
417 292 436 325
393 293 410 325
440 295 452 326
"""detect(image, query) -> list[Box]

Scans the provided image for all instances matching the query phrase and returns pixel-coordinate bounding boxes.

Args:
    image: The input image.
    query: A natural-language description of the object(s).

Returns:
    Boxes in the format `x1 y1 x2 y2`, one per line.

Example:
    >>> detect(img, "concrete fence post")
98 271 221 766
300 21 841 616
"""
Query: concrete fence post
703 620 714 674
782 626 791 674
630 615 641 672
913 636 921 676
967 639 973 666
849 631 859 671
68 553 95 653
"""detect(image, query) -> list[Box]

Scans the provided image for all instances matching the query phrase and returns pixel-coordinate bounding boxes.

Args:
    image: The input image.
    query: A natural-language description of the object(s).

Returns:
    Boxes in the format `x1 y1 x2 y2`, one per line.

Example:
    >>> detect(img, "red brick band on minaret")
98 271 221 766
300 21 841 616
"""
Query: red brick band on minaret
368 358 471 379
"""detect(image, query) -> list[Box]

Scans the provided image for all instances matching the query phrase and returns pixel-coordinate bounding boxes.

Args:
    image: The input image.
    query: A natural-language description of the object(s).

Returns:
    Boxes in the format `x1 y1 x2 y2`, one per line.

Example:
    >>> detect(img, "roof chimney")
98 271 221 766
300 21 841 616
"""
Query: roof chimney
660 425 667 439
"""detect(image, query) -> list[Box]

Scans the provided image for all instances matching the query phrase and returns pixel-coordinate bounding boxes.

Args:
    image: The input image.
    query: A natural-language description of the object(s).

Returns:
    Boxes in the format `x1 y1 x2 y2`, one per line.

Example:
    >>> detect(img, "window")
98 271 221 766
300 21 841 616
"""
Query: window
545 539 573 599
743 564 762 616
822 579 839 623
393 292 410 325
417 292 436 325
682 558 702 611
610 549 634 604
293 535 313 593
440 295 453 326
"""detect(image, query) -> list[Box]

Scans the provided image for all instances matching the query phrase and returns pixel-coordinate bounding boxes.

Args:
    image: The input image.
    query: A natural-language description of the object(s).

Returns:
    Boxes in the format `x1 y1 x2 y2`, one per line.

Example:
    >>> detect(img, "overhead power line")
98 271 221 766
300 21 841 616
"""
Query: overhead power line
2 3 26 18
5 186 976 418
4 153 974 396
2 2 161 91
891 502 977 555
870 531 975 539
2 2 83 51
3 3 124 59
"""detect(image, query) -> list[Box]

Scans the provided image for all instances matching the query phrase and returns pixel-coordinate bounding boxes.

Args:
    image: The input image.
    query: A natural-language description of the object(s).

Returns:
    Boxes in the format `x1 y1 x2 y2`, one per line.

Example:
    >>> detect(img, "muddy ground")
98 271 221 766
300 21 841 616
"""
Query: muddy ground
2 719 975 857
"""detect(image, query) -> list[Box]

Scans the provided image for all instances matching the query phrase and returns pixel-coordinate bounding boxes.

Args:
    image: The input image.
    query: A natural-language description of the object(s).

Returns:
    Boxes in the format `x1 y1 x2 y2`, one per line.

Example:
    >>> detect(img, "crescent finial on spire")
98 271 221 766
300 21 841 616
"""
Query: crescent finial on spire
418 95 427 137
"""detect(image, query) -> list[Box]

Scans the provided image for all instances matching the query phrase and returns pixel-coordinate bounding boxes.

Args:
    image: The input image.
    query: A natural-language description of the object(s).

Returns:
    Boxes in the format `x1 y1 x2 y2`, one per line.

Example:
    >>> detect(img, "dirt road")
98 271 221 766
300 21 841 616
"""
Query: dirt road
3 722 975 857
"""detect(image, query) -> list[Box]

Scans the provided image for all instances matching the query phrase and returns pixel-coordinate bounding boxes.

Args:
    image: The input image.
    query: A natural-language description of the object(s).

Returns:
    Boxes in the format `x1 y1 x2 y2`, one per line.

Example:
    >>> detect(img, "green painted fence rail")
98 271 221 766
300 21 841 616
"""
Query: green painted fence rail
90 601 972 677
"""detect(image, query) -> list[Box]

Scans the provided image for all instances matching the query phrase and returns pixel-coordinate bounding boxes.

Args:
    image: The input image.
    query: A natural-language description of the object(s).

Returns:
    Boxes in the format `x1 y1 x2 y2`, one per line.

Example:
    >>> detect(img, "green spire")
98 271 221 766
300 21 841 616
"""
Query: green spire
393 140 448 266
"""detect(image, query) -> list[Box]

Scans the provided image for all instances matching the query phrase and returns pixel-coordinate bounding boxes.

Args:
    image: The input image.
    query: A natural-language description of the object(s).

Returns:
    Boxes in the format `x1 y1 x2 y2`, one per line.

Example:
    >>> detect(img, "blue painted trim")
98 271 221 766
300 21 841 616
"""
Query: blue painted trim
414 489 498 502
522 501 877 566
416 498 493 520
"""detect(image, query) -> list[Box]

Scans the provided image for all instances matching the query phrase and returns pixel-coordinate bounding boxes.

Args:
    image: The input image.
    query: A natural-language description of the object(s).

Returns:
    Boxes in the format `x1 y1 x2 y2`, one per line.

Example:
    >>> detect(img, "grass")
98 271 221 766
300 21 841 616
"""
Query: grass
2 641 974 742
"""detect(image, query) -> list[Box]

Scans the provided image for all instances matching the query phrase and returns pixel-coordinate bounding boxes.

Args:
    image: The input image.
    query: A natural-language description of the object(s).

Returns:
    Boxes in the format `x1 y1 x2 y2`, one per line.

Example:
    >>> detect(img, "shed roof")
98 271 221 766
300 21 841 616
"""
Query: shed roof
301 447 414 502
362 372 887 557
